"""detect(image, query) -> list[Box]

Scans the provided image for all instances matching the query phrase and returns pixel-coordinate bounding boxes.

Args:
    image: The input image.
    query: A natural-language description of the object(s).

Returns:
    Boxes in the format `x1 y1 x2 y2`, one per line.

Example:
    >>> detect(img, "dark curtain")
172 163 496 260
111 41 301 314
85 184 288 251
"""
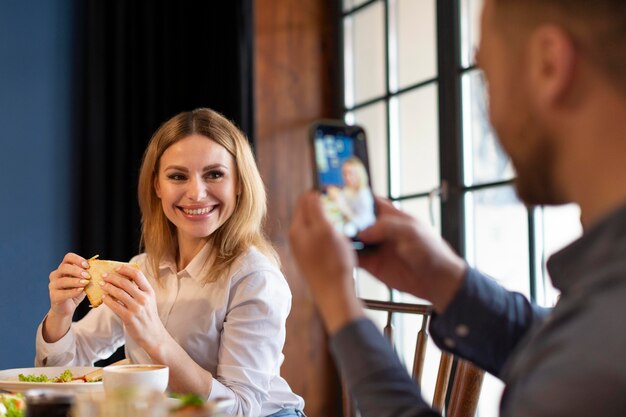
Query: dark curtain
72 0 254 364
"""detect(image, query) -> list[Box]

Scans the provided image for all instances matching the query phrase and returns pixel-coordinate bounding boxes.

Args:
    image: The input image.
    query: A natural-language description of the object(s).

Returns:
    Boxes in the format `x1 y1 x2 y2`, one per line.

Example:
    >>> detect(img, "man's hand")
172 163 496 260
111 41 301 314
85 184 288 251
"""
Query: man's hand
358 197 466 313
289 192 365 333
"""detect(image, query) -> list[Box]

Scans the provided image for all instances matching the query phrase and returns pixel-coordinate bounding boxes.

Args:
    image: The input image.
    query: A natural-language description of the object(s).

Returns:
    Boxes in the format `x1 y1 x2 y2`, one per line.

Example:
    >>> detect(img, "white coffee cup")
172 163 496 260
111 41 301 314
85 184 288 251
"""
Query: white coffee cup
102 364 169 393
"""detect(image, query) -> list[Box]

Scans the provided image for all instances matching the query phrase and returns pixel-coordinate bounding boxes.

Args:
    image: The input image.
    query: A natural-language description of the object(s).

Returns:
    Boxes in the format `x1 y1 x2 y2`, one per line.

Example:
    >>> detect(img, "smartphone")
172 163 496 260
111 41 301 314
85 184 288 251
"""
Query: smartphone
310 120 377 250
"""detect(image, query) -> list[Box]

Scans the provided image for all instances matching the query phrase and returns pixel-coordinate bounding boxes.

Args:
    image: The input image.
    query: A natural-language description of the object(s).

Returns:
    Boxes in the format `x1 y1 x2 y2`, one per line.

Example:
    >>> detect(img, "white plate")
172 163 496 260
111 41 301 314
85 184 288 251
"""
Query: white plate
0 367 103 393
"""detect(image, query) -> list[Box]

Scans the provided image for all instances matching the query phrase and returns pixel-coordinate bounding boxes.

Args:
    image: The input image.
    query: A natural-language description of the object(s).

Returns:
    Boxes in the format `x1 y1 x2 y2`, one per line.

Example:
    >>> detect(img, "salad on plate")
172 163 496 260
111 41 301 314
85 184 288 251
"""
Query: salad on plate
0 393 25 417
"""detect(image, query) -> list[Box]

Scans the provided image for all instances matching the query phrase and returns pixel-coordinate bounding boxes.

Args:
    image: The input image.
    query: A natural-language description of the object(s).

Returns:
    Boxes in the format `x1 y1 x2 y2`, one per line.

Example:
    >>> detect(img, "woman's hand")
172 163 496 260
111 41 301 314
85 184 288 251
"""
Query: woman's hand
44 253 91 342
100 266 169 356
48 252 90 317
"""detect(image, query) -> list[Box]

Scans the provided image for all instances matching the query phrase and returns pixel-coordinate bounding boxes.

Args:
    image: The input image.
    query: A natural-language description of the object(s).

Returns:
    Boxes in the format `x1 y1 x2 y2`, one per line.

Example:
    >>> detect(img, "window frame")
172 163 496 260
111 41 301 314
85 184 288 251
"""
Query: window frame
339 0 543 303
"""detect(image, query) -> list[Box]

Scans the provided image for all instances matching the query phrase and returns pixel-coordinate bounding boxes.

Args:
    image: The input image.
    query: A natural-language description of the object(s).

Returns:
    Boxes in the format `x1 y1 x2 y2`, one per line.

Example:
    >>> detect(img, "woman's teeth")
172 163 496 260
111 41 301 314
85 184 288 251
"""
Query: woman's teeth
183 207 212 215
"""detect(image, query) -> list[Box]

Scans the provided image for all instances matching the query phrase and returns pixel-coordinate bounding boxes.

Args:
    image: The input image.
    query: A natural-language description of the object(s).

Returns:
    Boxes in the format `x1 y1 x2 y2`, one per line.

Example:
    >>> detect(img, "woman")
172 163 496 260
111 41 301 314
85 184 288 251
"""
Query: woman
326 156 375 237
36 108 305 417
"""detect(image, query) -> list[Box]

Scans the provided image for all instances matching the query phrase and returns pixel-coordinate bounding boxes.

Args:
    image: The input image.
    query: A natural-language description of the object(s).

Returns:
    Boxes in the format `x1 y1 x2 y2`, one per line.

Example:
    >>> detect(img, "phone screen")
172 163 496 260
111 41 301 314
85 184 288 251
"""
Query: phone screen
311 121 376 249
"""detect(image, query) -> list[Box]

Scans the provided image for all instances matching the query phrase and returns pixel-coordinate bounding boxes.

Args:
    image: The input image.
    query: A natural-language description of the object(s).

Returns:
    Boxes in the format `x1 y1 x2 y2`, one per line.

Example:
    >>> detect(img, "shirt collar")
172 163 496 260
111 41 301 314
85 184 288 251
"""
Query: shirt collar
158 241 212 280
547 202 626 294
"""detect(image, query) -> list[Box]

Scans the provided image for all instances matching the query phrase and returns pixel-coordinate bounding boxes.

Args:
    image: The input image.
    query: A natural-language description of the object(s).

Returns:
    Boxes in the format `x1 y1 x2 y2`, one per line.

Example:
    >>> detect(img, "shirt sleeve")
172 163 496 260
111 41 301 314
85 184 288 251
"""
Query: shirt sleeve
329 318 441 417
209 268 292 417
430 267 550 377
35 304 125 366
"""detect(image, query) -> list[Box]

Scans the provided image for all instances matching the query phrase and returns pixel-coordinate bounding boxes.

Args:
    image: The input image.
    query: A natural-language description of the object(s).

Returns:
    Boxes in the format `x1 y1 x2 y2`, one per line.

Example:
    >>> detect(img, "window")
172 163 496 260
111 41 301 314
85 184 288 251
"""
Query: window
340 0 582 416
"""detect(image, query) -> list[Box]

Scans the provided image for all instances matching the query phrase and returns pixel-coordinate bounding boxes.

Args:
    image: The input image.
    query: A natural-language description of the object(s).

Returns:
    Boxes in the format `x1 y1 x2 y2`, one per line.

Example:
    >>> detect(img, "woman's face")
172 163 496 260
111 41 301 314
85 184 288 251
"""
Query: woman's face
342 163 360 189
154 134 239 246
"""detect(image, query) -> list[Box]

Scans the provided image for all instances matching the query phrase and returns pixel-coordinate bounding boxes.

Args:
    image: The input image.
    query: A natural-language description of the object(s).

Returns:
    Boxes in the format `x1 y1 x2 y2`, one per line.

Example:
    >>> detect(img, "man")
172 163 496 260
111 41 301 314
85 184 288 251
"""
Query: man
289 0 626 416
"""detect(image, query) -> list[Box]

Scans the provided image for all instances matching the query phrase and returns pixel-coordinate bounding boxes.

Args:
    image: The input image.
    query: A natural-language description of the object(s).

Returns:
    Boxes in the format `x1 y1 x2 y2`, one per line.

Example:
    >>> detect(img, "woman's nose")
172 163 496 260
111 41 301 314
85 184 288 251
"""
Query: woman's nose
186 176 207 200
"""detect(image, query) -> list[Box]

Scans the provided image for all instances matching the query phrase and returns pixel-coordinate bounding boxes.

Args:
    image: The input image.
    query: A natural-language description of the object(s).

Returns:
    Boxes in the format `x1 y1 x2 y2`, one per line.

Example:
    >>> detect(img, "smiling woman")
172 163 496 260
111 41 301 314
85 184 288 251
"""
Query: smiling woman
35 108 305 417
153 134 240 268
138 109 276 284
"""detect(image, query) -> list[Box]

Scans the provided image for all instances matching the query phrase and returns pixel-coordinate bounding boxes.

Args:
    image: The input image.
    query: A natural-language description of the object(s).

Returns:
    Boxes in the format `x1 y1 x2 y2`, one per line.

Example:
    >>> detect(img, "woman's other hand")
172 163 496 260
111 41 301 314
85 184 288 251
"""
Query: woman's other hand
100 266 169 356
44 252 91 342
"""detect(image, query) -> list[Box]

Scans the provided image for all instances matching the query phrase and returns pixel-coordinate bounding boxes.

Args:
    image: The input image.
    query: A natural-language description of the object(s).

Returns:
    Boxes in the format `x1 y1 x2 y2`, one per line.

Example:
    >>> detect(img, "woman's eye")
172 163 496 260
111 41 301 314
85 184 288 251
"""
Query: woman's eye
205 171 224 180
167 173 186 181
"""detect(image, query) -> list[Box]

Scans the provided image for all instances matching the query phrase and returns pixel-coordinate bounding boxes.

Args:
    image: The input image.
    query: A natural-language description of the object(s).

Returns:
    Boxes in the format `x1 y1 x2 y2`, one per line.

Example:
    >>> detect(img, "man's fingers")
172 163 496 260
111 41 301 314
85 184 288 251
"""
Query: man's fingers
374 196 409 217
290 195 309 248
358 196 411 243
291 193 310 230
291 191 328 233
301 191 326 226
358 218 387 242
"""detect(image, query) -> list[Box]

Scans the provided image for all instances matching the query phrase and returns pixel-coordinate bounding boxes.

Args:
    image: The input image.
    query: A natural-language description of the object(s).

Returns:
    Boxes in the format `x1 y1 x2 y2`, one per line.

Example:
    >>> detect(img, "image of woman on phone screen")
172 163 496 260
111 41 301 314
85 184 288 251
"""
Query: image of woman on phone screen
325 156 375 237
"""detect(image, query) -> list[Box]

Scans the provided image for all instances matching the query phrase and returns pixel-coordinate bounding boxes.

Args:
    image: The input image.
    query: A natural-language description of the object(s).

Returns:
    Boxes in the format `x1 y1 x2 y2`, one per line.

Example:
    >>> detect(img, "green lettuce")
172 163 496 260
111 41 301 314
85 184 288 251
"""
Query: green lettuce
17 373 49 383
17 369 74 383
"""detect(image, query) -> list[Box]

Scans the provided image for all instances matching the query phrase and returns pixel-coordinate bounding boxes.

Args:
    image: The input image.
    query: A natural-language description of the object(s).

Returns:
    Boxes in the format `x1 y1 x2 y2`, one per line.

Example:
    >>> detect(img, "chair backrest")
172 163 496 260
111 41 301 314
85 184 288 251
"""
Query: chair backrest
342 298 484 417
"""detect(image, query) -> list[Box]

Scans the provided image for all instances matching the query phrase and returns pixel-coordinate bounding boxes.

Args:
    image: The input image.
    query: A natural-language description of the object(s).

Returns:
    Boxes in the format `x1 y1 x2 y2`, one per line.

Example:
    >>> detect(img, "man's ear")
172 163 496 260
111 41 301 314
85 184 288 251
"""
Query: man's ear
527 24 577 107
154 175 161 198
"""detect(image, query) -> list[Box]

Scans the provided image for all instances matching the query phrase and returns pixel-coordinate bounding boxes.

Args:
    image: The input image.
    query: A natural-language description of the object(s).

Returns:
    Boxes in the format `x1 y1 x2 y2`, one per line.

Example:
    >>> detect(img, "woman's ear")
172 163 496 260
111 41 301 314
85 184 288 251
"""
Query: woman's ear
154 175 161 198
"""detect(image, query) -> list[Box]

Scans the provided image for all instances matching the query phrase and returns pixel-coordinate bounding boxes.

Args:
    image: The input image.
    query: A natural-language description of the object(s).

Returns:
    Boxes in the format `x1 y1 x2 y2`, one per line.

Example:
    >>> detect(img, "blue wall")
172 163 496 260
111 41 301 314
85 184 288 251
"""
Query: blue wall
0 0 74 367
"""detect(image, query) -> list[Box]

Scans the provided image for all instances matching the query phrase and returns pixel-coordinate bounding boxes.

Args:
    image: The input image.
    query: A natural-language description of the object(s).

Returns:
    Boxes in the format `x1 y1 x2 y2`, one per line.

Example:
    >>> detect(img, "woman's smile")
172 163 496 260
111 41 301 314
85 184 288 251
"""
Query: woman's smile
179 205 218 218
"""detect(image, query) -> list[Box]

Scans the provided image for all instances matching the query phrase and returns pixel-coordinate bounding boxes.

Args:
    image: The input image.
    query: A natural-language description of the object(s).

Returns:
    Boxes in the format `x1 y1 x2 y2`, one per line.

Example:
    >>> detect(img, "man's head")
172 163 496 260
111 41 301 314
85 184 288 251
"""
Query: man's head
477 0 626 206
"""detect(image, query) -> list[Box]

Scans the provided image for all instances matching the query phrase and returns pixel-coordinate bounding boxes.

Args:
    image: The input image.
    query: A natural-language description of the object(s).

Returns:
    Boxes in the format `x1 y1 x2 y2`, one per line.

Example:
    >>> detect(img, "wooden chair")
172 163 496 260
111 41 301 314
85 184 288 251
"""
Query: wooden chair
342 298 484 417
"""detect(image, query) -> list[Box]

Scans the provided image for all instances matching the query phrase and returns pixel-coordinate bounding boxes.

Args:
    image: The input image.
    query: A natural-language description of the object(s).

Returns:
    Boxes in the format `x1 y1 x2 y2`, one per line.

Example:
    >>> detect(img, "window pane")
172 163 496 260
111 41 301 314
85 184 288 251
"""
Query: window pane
465 186 530 296
394 85 439 197
344 3 386 107
462 70 513 185
348 101 389 196
537 204 582 306
389 0 437 91
460 0 483 68
343 0 372 12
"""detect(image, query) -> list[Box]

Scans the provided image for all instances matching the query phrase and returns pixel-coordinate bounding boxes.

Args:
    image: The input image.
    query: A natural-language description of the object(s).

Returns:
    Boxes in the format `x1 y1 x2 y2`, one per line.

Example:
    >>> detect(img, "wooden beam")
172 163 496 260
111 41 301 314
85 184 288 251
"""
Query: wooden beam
254 1 342 416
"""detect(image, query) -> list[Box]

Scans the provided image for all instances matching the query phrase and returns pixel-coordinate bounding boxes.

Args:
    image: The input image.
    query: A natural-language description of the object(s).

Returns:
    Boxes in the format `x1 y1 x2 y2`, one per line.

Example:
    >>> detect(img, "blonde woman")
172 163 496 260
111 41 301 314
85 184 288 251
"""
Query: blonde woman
326 156 376 237
37 108 305 417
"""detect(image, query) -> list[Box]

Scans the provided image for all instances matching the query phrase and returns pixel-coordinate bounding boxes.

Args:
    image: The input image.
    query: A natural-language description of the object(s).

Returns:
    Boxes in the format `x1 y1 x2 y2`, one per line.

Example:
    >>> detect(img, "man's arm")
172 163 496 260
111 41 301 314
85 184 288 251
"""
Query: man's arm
356 197 550 376
430 268 550 377
289 192 440 417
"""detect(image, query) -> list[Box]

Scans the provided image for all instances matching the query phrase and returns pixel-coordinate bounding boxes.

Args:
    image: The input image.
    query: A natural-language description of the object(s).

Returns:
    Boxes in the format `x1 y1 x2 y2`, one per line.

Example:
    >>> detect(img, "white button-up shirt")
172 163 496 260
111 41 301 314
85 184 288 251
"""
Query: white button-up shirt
36 244 304 416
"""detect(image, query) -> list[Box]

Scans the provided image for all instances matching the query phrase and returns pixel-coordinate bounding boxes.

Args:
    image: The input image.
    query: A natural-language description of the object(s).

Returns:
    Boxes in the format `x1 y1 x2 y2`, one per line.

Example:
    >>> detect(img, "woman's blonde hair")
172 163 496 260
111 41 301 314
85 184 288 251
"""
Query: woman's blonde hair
343 156 370 190
137 108 278 283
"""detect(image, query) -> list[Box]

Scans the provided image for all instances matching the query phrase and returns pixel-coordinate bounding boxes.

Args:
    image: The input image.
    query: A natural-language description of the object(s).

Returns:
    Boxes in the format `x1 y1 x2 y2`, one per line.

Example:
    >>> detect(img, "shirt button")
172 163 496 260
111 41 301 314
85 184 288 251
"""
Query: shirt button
455 324 470 337
443 337 456 349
